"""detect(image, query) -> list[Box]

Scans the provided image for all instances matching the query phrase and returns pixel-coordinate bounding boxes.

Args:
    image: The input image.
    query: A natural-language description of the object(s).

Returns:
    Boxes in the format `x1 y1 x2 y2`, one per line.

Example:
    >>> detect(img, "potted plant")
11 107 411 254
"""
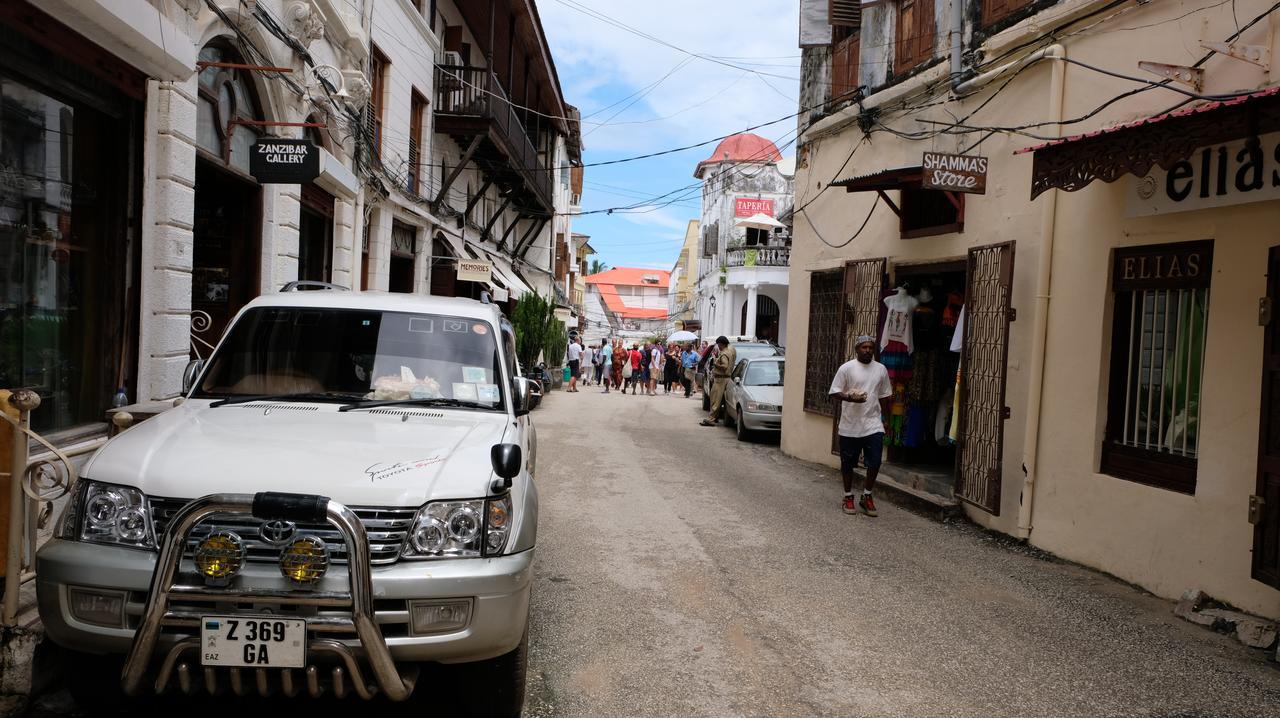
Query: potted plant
544 320 567 389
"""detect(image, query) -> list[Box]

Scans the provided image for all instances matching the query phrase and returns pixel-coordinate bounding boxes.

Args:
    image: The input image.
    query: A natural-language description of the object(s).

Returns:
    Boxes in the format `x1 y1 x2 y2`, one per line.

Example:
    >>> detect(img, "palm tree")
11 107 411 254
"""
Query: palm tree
588 259 609 275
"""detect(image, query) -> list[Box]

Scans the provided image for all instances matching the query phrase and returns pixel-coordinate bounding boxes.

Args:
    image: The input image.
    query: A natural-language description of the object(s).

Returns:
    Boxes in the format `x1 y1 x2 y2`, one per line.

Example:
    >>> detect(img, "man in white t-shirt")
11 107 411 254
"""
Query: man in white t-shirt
828 335 893 517
566 338 583 393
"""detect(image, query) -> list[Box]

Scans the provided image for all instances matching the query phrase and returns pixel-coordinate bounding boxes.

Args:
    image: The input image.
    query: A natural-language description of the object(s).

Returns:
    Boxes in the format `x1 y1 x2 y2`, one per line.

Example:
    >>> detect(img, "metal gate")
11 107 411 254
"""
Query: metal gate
832 258 887 453
1252 246 1280 589
955 242 1015 514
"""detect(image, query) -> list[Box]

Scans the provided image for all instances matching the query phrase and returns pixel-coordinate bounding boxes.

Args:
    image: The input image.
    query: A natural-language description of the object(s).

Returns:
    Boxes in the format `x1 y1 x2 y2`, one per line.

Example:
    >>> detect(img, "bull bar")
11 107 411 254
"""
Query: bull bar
120 492 419 700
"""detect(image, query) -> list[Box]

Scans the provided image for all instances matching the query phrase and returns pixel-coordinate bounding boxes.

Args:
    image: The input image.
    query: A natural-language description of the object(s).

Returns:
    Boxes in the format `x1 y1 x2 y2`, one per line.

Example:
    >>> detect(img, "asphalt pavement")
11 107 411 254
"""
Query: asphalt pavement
522 383 1280 718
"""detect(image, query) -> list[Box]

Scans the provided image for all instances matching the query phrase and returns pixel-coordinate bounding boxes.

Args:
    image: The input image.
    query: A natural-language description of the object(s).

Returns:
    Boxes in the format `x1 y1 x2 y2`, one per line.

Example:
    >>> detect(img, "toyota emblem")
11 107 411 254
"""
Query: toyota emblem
259 520 297 545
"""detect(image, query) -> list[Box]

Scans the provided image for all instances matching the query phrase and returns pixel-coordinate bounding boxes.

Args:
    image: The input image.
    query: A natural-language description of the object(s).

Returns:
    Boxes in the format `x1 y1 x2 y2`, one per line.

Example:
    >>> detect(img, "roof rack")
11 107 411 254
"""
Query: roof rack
279 280 350 292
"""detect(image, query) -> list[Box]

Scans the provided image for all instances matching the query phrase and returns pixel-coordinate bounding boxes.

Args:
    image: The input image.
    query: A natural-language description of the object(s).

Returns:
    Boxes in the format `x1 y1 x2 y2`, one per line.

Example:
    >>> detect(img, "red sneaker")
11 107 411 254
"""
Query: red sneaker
859 495 878 517
842 496 857 515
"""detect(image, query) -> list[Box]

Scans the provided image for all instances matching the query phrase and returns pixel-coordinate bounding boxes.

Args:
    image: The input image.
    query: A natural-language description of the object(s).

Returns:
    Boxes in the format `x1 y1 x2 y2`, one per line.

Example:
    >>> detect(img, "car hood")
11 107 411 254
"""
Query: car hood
742 385 784 406
82 401 511 507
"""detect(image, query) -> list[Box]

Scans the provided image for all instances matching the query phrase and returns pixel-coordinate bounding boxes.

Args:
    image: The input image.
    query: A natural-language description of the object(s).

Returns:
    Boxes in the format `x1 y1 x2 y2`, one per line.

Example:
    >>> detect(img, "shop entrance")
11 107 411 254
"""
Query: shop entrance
741 294 780 341
389 220 416 293
880 262 968 481
1253 245 1280 589
192 159 260 356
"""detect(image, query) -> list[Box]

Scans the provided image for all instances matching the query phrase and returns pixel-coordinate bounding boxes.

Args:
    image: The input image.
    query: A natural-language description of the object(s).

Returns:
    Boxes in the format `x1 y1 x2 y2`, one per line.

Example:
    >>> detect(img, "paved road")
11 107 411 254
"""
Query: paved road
522 386 1280 718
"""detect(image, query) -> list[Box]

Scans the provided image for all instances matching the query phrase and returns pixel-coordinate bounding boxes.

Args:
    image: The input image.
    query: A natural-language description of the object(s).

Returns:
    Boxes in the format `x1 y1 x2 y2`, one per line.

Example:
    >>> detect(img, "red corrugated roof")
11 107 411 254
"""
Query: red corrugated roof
694 133 783 178
596 284 667 319
1015 86 1280 155
585 267 671 288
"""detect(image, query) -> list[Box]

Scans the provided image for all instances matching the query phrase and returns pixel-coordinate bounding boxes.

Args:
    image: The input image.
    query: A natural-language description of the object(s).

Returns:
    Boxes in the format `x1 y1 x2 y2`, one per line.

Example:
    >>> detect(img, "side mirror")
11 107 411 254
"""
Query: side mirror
490 443 522 493
512 377 535 417
182 359 205 395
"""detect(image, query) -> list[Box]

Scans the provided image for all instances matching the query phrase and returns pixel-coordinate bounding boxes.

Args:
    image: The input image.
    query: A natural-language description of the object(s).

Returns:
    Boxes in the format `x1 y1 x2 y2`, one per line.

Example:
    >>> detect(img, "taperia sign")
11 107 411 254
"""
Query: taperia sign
921 152 988 194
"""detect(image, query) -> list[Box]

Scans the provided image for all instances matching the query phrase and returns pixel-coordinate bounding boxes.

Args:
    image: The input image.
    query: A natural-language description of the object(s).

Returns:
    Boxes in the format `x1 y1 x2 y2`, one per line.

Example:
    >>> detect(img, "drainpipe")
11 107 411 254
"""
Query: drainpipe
949 0 964 90
954 44 1062 96
1017 44 1066 539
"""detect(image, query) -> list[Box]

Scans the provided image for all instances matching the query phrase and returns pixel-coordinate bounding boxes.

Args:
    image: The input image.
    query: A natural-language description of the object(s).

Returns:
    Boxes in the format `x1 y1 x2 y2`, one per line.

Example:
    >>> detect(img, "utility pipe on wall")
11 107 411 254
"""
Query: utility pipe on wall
1017 44 1067 538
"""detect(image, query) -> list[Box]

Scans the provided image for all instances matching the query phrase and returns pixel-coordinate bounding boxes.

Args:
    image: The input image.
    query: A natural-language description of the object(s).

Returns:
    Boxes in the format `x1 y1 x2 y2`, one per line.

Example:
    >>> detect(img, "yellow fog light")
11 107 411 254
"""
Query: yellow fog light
194 531 245 583
488 501 508 529
280 536 329 584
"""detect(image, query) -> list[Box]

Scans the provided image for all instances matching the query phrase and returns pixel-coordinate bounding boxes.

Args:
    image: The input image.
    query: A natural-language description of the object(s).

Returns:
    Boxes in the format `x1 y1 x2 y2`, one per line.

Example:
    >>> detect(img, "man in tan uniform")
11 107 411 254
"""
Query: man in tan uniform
700 336 737 427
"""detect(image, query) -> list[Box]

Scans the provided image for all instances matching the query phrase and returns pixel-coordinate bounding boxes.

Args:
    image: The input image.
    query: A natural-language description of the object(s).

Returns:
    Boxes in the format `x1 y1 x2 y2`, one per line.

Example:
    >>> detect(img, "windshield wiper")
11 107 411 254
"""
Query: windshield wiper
337 398 499 413
207 392 360 408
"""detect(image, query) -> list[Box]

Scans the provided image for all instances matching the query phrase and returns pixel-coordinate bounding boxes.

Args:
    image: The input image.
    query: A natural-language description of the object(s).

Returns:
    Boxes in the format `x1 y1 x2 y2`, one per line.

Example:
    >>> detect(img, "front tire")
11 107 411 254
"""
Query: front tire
701 391 710 411
736 409 751 442
439 627 528 717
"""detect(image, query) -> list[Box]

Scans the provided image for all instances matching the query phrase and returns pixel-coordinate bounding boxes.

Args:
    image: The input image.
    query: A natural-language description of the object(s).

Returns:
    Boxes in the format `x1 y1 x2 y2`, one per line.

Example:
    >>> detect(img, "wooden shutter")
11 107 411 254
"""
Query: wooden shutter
828 0 862 27
955 242 1016 515
430 237 456 297
409 91 426 195
983 0 1032 27
830 31 860 104
895 0 936 75
368 47 388 161
443 26 463 53
1253 246 1280 588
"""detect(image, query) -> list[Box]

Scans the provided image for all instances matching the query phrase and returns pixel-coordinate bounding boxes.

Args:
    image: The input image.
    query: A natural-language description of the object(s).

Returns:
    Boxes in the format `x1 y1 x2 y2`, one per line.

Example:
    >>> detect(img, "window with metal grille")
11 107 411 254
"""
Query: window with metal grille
804 269 845 415
1102 240 1213 494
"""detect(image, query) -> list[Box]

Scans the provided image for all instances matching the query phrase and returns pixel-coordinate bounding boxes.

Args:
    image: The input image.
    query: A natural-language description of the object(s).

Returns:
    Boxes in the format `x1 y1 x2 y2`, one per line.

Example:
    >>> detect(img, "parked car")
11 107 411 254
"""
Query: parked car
724 357 785 441
36 288 538 716
700 339 784 411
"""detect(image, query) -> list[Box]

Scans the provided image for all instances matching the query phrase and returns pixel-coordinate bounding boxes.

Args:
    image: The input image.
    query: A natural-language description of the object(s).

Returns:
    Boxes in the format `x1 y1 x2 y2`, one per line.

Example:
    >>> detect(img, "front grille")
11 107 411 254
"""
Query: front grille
149 499 416 566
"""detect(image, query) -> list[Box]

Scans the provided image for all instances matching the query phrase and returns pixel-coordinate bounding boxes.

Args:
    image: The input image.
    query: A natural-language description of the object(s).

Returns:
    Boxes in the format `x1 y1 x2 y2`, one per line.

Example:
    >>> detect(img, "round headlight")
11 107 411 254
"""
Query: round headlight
486 530 505 553
411 517 448 554
194 531 245 580
86 490 125 529
280 536 328 584
447 506 481 543
115 507 149 542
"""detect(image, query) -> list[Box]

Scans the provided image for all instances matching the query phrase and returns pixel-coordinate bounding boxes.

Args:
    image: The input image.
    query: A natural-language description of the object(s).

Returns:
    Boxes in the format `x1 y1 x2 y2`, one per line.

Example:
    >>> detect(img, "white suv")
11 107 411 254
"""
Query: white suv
37 289 538 715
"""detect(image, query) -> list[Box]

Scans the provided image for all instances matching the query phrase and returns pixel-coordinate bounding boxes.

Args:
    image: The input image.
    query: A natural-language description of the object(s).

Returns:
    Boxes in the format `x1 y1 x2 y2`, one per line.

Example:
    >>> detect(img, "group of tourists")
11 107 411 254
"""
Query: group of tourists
564 337 704 397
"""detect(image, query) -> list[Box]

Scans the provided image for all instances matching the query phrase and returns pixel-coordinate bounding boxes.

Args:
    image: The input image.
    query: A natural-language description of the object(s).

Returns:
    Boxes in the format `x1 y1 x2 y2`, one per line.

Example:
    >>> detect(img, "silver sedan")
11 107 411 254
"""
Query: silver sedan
724 356 785 441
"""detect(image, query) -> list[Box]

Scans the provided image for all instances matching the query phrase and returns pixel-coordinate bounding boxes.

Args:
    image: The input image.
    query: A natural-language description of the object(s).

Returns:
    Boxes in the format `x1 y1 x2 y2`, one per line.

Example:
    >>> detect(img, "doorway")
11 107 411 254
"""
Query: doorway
192 159 260 355
741 294 780 342
298 183 334 283
1253 246 1280 588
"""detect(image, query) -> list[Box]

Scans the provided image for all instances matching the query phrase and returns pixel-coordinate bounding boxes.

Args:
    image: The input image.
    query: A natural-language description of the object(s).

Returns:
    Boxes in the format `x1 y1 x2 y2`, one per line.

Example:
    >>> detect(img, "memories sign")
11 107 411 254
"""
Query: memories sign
250 138 320 184
921 152 988 194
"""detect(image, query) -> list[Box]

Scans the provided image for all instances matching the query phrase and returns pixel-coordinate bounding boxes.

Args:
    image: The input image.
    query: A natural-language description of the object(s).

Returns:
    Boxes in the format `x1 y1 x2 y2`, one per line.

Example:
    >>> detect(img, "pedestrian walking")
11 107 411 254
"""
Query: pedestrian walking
637 342 651 394
599 339 613 393
566 337 582 393
829 335 893 517
647 343 662 396
611 340 626 390
681 344 698 398
700 336 736 426
663 343 679 394
591 342 604 386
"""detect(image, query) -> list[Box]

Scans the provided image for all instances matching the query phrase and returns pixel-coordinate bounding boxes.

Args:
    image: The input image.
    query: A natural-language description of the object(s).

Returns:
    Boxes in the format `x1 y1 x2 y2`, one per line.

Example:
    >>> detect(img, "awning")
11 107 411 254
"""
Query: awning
464 242 532 297
830 165 923 192
1018 86 1280 199
734 213 785 230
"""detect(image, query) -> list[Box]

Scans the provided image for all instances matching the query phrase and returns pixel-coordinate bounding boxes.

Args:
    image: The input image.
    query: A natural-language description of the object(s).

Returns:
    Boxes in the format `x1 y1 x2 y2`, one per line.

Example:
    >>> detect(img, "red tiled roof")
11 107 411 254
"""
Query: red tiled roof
694 133 783 178
1015 86 1280 155
596 284 667 319
585 267 671 288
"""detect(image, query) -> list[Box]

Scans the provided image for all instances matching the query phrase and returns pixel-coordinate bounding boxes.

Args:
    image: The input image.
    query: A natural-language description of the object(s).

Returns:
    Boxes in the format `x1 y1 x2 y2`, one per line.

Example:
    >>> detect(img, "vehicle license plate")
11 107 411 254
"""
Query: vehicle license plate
200 616 306 668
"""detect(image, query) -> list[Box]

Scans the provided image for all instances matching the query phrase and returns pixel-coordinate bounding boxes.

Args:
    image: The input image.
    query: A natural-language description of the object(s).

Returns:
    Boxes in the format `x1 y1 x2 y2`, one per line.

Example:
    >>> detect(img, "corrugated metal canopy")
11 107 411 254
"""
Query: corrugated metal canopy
830 165 923 192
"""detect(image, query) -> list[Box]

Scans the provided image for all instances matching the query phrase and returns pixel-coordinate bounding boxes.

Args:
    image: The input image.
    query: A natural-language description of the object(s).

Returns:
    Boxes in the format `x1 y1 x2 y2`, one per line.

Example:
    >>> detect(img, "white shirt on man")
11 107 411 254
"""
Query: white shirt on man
567 342 582 362
828 358 893 438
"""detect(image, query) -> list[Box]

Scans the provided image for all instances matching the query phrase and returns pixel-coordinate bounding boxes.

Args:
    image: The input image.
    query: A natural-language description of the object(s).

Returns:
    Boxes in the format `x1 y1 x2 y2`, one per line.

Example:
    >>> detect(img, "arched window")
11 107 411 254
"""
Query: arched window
196 43 264 173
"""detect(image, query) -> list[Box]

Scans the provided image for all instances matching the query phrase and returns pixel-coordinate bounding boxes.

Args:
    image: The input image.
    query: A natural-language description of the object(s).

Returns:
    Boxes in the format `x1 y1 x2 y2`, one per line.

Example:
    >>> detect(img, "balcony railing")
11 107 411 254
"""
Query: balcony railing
435 64 552 207
725 246 791 268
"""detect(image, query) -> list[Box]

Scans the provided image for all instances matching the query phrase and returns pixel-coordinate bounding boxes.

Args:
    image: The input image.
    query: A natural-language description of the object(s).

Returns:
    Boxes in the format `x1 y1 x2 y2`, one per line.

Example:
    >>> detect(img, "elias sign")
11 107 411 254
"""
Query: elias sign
1128 132 1280 216
249 138 320 184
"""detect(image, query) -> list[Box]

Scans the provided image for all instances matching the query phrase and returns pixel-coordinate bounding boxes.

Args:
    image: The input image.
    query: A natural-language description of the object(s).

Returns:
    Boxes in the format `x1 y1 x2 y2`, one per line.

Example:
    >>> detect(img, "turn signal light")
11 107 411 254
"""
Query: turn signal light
279 536 329 584
194 531 245 584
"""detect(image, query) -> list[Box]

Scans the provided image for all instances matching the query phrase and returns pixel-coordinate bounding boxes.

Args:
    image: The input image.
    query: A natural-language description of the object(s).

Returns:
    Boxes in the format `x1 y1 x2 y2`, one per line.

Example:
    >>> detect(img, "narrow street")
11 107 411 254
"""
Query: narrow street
522 388 1280 718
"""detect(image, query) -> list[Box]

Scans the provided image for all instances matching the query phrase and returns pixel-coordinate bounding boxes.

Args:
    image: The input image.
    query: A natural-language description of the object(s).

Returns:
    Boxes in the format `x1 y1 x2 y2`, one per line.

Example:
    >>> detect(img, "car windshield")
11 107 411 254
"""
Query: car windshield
195 307 504 409
734 344 781 361
744 360 784 386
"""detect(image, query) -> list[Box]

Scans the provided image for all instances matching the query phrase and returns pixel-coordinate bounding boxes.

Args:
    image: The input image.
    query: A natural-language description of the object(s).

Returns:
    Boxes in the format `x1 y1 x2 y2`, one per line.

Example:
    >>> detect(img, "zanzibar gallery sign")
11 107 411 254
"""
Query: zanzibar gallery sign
921 152 988 194
734 197 775 217
250 138 320 184
1128 131 1280 216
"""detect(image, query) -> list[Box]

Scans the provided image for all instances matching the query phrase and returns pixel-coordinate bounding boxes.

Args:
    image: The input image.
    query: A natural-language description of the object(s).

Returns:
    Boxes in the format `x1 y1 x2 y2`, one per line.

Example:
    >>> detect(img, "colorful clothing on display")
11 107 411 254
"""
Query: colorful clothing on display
880 291 919 353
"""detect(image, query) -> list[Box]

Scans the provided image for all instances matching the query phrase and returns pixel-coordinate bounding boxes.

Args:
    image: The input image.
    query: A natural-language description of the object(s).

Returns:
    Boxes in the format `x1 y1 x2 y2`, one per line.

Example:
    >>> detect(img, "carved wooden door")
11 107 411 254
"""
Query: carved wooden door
955 242 1015 514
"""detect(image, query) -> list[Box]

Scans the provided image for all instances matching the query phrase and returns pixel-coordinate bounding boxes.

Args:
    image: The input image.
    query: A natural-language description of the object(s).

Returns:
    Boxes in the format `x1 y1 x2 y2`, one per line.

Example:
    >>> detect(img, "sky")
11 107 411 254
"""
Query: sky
537 0 801 272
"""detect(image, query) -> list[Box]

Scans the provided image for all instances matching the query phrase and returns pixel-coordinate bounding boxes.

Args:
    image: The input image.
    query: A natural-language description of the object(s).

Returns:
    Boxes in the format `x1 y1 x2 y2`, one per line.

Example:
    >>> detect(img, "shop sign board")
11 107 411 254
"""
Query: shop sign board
1112 240 1213 292
921 152 988 194
492 286 510 302
1128 132 1280 217
250 138 320 184
735 198 775 217
457 259 493 283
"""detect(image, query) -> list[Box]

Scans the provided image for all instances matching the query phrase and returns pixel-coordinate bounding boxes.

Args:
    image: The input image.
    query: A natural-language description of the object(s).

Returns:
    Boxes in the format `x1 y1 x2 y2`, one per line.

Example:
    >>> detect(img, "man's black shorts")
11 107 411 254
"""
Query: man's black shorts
839 432 884 473
569 359 581 378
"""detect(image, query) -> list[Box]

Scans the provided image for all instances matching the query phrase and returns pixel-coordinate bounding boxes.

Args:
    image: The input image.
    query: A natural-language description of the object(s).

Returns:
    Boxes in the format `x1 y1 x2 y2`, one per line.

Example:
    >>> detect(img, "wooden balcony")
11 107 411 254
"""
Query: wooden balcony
725 246 791 268
435 65 552 212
